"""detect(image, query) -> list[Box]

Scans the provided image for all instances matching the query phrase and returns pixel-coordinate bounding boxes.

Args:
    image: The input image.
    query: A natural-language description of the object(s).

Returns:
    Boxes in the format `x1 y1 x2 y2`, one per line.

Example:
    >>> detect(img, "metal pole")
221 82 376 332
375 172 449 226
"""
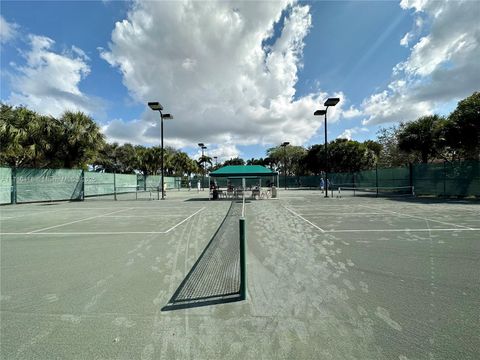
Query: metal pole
324 108 329 198
113 169 117 201
202 147 204 191
284 146 287 190
11 167 17 205
239 217 247 300
81 169 85 201
161 112 165 200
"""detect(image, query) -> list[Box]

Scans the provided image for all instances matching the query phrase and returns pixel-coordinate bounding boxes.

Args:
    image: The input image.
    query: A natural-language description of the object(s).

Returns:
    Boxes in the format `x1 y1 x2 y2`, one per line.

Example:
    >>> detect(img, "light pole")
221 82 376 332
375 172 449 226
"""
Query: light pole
198 143 207 190
214 156 218 167
148 102 173 200
314 97 340 198
281 142 289 190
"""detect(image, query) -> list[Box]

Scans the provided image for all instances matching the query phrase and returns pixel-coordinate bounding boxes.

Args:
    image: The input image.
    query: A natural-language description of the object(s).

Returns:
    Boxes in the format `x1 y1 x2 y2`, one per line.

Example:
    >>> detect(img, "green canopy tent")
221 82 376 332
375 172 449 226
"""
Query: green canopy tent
209 165 278 199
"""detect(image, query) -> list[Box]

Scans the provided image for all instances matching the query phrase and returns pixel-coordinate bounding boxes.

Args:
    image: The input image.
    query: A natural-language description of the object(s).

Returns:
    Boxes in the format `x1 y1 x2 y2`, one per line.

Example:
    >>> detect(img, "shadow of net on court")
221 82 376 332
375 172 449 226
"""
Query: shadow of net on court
162 201 243 311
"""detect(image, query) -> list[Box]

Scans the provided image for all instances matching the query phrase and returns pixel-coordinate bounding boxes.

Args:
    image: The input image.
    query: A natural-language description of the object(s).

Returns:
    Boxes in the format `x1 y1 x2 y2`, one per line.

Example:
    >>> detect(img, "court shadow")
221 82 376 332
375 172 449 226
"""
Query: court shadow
162 201 243 311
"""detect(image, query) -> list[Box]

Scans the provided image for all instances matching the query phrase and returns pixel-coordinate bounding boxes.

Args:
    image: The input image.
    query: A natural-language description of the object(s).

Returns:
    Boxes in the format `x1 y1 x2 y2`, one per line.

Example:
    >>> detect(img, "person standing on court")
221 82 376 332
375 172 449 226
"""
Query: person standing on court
188 180 192 191
320 178 325 193
197 180 201 192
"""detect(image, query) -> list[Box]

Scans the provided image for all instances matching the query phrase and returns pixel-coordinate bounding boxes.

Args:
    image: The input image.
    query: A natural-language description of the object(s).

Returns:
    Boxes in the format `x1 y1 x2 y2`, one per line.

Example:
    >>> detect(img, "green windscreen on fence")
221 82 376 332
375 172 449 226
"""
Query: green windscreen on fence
115 174 137 192
414 161 480 197
145 175 180 190
16 168 83 203
355 170 377 188
84 172 114 197
0 167 12 204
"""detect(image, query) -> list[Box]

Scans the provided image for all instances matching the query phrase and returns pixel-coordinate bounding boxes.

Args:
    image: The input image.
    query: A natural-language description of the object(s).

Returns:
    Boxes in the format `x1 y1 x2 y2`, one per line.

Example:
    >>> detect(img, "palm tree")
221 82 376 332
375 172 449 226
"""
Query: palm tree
57 111 105 168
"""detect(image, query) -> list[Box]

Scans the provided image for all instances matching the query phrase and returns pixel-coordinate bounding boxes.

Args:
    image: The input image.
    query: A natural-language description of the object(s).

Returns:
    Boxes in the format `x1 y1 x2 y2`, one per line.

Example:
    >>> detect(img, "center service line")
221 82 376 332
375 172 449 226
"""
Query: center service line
283 205 326 233
164 207 206 233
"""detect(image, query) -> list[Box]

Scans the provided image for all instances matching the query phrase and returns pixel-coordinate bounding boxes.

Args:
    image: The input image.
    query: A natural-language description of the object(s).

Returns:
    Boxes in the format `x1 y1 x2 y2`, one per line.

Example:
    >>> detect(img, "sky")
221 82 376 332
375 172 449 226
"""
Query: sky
1 0 479 162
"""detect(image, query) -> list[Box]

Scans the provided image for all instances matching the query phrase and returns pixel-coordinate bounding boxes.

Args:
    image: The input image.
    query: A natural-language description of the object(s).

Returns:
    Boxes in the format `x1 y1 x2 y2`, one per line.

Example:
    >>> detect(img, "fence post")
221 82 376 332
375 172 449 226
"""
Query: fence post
81 169 85 201
375 163 379 197
409 163 413 190
11 167 17 204
239 217 247 300
352 172 356 196
443 160 447 197
113 170 117 201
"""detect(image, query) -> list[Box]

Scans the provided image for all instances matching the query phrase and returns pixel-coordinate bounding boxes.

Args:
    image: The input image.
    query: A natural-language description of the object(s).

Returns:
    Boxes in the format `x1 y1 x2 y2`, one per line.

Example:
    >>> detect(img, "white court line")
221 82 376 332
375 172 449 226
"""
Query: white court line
163 207 206 233
359 204 475 230
297 212 384 216
283 206 325 233
2 228 479 236
324 228 480 233
102 214 190 218
1 231 167 235
28 207 134 234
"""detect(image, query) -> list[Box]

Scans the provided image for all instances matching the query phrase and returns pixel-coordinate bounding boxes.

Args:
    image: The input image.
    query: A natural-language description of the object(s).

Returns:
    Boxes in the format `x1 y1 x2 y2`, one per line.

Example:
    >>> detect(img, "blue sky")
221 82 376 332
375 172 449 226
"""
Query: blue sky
1 0 479 161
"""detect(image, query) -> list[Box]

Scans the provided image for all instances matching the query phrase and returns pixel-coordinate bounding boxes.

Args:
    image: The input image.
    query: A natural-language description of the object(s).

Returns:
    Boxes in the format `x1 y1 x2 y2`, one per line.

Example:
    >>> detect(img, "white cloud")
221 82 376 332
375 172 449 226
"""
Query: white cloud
7 34 102 117
0 16 18 44
101 1 349 148
362 0 480 125
337 127 369 141
343 106 362 119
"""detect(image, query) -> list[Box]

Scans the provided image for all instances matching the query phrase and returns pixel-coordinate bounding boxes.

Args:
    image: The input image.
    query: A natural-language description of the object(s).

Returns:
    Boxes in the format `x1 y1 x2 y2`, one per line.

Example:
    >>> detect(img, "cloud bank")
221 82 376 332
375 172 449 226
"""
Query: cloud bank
361 0 480 125
100 0 346 154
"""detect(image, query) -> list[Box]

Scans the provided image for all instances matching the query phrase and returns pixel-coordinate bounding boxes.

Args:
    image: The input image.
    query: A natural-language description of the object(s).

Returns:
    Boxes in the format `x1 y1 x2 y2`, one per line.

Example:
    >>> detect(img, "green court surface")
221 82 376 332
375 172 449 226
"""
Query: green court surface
1 190 479 359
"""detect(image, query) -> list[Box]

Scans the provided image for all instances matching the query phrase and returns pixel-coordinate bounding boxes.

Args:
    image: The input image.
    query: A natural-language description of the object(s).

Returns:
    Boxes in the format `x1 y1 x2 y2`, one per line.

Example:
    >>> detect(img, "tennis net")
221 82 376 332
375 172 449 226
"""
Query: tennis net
337 186 415 198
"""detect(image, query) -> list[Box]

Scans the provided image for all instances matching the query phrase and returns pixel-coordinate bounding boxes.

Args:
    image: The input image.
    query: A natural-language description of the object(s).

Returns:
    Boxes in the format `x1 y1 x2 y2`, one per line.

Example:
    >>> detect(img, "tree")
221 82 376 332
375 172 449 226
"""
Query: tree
0 104 63 168
197 155 212 175
444 92 480 160
223 157 245 166
397 115 445 163
56 111 105 168
246 158 267 166
266 145 306 175
327 139 376 173
363 140 382 159
376 126 415 167
304 144 325 175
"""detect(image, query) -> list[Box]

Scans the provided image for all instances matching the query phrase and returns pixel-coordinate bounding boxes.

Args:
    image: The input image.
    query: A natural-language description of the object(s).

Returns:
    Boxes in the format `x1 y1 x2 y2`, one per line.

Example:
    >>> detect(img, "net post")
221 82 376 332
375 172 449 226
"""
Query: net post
239 217 247 300
375 163 379 198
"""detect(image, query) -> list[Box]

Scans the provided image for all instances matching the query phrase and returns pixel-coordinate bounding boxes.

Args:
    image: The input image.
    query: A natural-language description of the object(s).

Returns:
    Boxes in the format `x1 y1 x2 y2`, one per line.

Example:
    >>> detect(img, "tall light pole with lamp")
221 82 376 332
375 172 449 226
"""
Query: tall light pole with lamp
280 142 289 190
314 97 340 198
198 143 207 190
148 102 173 200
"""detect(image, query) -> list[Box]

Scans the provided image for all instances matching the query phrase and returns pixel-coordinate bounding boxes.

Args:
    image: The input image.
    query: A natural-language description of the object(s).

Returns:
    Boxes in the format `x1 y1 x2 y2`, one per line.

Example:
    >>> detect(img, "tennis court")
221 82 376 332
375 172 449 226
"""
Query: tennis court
1 190 479 359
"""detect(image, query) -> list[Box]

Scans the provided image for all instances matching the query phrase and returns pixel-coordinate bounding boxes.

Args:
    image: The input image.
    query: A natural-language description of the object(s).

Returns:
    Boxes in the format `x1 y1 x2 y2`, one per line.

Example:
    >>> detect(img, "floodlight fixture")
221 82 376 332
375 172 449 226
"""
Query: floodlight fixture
148 102 163 111
324 98 340 107
314 110 327 116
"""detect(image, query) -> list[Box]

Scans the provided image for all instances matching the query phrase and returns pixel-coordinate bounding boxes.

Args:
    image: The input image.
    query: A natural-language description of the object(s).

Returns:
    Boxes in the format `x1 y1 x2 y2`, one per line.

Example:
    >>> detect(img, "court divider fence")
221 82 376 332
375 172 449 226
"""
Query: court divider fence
278 160 479 198
0 166 181 204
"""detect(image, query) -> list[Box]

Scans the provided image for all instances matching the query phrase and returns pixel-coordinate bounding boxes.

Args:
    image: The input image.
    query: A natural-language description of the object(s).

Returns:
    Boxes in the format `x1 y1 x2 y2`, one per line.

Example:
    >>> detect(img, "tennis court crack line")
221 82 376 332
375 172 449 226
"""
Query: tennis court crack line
359 204 475 230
